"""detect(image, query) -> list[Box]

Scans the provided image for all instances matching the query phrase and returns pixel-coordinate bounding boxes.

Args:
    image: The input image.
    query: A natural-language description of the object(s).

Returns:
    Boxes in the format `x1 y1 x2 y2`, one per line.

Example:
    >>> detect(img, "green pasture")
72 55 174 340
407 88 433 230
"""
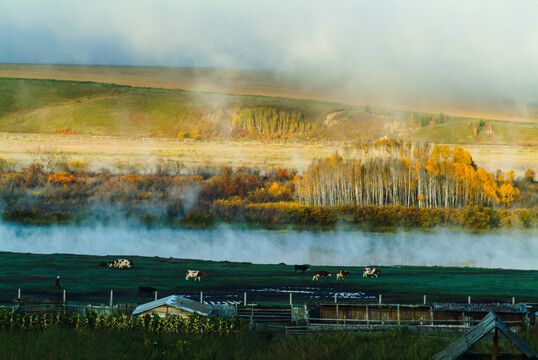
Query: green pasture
0 252 536 306
410 119 538 145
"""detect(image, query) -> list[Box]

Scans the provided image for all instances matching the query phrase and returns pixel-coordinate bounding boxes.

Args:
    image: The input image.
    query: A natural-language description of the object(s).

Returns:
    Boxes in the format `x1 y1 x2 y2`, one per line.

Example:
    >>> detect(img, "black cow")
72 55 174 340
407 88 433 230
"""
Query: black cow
294 265 310 273
138 286 157 297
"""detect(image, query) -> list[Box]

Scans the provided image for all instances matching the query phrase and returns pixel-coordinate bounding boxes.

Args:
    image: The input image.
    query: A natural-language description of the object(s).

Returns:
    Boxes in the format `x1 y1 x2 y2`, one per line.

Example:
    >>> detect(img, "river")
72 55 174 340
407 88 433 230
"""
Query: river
0 222 536 270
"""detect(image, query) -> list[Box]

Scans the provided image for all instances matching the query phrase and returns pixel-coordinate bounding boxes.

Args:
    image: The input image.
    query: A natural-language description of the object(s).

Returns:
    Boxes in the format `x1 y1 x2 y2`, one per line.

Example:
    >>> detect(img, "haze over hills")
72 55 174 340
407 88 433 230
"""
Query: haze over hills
1 64 537 125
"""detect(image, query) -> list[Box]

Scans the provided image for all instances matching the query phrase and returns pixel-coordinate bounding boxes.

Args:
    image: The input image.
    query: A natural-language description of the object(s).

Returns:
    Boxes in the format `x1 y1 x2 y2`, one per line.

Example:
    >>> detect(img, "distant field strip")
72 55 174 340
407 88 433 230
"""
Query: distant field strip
1 134 536 174
0 132 353 146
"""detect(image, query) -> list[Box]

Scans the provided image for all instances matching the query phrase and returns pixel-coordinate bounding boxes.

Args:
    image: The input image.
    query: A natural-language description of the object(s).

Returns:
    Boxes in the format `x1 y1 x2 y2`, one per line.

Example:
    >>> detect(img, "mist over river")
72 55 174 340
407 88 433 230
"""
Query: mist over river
0 223 536 270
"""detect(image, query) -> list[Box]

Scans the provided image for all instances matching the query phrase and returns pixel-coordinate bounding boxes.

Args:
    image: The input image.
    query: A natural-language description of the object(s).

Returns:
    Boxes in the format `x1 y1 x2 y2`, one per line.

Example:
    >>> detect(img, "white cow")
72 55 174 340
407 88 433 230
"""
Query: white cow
108 259 134 269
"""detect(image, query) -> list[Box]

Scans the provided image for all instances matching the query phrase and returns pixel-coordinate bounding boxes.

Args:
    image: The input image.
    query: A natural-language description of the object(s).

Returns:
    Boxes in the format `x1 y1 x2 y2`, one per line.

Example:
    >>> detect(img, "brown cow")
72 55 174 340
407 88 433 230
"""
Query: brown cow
186 270 207 281
336 270 351 280
363 268 381 278
312 271 331 281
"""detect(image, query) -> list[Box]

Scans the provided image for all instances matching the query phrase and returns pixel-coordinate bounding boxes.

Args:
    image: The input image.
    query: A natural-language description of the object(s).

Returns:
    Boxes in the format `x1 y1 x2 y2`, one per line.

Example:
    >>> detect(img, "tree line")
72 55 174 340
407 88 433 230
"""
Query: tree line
295 141 520 208
0 143 535 230
231 106 313 137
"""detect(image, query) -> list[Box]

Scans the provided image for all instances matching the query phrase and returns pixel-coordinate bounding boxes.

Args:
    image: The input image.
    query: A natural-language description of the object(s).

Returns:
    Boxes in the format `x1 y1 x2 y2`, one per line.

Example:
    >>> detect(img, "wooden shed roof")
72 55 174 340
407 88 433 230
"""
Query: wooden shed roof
132 295 212 317
433 311 537 360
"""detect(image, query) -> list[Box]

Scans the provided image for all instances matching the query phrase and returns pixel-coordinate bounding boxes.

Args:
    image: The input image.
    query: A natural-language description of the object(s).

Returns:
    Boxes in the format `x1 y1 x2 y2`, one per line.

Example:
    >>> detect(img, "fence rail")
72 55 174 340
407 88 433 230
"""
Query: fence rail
309 317 523 327
284 317 526 335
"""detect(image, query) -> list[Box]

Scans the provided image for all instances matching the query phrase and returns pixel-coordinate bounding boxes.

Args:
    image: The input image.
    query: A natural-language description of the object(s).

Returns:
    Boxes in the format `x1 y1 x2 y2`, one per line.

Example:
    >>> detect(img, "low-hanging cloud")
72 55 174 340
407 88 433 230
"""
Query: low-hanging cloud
0 222 536 270
1 0 537 119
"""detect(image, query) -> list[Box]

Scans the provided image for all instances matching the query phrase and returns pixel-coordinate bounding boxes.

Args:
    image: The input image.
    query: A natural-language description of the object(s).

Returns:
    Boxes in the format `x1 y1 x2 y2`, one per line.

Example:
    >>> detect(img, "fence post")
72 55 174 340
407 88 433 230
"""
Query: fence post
244 292 247 307
512 297 515 305
289 292 292 306
468 296 471 304
397 305 400 325
200 291 203 303
424 295 427 304
17 288 21 300
110 290 113 307
379 294 382 304
63 290 66 303
154 291 157 301
492 328 499 359
334 293 337 304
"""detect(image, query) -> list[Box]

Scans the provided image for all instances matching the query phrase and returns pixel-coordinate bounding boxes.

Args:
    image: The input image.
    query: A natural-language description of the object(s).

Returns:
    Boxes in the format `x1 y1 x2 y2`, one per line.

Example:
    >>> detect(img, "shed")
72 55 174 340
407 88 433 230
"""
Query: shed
132 295 212 318
433 311 537 360
314 303 528 327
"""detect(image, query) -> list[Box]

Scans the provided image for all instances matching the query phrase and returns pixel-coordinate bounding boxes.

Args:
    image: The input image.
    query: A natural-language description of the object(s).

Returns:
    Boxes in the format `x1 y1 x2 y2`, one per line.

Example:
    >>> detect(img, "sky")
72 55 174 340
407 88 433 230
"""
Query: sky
1 0 538 115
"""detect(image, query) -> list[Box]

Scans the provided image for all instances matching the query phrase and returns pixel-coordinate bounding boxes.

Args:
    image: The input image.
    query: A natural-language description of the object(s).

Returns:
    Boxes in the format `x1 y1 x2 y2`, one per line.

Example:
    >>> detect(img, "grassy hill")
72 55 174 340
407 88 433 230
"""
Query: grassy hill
1 78 537 144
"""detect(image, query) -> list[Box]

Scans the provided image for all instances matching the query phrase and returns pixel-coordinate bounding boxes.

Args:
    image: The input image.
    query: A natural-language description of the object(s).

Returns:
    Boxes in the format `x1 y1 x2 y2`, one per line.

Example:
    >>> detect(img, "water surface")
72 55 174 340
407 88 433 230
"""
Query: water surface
0 223 536 270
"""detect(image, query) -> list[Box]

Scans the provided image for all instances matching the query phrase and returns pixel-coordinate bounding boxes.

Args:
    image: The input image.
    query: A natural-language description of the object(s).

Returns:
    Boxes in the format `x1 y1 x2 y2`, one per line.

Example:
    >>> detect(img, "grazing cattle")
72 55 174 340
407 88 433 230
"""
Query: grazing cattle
138 286 157 296
186 270 206 281
312 271 331 281
108 259 134 269
363 268 381 278
294 265 310 273
336 270 351 280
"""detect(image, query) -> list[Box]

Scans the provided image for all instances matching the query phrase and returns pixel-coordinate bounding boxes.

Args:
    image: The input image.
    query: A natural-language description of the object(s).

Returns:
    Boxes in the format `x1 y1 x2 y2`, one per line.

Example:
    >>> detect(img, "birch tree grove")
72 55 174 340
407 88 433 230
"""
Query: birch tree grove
294 141 518 208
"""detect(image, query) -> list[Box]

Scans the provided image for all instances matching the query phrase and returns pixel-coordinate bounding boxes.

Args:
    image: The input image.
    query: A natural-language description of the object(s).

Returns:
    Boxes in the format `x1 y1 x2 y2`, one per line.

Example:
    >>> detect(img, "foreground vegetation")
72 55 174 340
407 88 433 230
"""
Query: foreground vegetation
0 311 536 360
0 326 451 360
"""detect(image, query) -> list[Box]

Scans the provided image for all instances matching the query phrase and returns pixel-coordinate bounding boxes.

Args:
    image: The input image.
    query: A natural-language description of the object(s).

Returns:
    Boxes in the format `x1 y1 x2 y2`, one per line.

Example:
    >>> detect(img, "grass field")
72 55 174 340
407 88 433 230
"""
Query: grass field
1 252 536 306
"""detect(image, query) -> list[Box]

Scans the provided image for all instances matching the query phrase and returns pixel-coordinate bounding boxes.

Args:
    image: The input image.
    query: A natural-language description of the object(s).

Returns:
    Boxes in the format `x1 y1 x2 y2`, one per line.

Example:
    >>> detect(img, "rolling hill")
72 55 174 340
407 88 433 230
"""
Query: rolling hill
0 77 537 145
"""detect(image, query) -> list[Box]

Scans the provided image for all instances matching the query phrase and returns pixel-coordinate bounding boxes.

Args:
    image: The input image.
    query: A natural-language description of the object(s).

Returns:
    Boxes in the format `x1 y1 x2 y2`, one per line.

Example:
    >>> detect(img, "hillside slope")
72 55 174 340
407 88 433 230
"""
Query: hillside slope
2 64 537 123
1 78 536 144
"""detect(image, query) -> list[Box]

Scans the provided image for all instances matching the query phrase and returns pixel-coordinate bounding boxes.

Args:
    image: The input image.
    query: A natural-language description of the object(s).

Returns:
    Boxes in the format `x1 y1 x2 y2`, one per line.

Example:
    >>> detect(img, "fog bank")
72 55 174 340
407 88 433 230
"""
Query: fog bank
1 1 537 119
0 223 536 270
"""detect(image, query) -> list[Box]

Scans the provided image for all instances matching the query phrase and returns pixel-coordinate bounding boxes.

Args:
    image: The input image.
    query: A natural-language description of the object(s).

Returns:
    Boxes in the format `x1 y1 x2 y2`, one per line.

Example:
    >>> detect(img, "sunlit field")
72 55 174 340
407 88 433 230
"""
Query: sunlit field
1 135 536 176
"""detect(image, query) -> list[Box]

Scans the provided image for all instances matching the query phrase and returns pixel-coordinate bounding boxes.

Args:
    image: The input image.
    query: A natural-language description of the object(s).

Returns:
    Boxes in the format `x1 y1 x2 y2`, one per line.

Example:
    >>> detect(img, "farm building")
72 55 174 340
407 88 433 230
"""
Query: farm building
312 303 530 327
132 295 212 318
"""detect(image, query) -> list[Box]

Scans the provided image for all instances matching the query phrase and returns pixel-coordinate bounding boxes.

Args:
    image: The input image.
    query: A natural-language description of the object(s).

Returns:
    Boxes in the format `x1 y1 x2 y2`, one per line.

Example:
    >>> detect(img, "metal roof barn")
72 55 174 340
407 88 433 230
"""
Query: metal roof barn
132 295 212 318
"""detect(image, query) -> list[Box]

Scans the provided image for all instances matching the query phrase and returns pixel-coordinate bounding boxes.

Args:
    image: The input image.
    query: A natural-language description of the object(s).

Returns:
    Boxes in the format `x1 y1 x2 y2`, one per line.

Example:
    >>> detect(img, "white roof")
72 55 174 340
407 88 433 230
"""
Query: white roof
132 295 212 316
